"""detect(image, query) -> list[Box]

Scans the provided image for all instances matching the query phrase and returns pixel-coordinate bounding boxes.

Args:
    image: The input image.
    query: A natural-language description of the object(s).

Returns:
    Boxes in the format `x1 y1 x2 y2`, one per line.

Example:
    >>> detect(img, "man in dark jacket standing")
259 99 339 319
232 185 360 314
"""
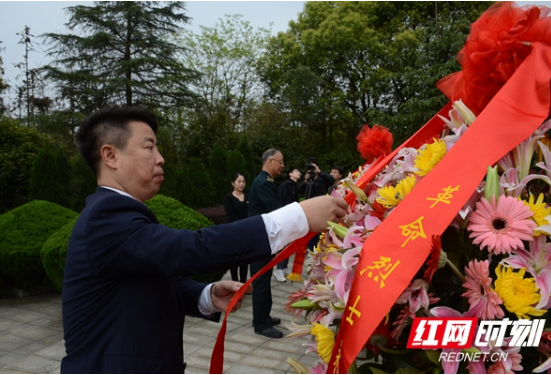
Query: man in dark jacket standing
248 149 285 338
297 161 335 199
298 161 336 252
273 167 302 282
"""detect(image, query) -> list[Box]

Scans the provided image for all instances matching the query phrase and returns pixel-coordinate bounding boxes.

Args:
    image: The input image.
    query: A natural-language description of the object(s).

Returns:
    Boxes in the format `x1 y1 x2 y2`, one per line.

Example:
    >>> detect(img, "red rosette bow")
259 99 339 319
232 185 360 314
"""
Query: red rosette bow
356 124 393 163
437 2 551 115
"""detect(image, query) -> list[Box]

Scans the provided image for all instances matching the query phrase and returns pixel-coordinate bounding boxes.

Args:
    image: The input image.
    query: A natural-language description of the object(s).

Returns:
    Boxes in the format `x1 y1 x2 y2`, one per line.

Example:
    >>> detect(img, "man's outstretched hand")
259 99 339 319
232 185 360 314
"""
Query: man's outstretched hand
210 280 252 313
299 195 348 233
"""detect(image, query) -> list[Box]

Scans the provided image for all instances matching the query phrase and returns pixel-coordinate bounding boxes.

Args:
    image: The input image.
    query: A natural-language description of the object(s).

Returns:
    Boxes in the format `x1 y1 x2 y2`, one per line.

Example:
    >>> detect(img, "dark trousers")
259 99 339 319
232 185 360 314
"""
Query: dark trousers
276 258 289 270
250 255 274 330
308 232 321 251
230 265 248 283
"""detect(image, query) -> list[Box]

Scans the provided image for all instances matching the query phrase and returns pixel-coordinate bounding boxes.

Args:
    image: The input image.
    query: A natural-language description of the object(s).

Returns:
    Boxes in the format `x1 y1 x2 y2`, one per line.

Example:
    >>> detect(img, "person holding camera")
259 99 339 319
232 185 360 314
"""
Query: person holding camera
297 159 335 252
297 158 335 200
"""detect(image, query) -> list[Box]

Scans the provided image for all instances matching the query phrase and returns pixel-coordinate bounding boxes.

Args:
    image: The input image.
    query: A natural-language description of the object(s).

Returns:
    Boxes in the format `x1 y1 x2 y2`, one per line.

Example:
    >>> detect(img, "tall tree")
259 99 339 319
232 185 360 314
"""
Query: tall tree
14 26 35 120
177 14 270 127
0 42 9 114
41 1 197 113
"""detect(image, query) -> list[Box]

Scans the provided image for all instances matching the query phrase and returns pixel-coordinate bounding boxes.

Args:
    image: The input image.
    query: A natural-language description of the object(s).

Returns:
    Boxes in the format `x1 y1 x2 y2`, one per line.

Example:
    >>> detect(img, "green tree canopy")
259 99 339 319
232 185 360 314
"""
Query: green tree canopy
41 1 197 113
177 14 270 125
0 116 51 213
258 1 490 145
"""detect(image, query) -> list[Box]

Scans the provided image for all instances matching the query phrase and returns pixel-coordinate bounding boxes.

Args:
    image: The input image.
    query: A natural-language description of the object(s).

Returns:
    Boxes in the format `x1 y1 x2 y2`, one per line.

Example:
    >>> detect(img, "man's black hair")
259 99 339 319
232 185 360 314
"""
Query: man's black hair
76 107 158 177
331 166 345 176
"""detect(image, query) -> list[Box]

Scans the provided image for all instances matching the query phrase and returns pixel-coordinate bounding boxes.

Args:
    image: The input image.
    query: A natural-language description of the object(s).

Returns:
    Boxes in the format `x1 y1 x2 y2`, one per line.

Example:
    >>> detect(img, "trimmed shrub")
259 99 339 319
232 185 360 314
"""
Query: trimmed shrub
144 194 226 284
40 217 78 291
144 194 213 230
0 201 77 290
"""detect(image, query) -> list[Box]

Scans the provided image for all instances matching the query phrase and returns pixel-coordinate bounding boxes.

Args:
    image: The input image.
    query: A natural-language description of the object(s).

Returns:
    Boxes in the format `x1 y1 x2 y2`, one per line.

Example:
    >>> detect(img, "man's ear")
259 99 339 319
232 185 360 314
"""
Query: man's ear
100 144 118 170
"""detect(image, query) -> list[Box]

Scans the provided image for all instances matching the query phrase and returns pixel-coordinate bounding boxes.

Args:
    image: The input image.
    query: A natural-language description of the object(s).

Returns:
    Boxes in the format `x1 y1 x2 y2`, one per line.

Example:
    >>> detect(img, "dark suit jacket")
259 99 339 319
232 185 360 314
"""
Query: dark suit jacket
61 187 272 373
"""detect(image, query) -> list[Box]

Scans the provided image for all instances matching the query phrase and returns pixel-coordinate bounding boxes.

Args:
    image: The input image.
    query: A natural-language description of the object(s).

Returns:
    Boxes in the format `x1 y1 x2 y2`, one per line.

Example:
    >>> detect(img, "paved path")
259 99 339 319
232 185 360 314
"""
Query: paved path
0 267 318 374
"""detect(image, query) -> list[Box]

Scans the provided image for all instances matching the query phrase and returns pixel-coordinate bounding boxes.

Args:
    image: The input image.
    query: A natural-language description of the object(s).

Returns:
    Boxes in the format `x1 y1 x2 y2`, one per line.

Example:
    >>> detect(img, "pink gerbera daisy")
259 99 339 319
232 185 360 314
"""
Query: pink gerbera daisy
467 196 536 255
462 260 505 320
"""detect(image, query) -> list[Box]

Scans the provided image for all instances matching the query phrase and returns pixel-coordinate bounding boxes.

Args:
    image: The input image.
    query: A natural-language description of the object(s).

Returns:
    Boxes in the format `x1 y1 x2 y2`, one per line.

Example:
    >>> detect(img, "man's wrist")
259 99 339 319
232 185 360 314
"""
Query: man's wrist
210 282 216 300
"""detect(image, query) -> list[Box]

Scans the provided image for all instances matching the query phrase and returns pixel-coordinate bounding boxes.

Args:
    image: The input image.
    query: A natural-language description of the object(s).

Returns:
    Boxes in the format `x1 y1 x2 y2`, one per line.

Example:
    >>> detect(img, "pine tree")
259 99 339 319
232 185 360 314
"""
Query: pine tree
227 149 249 191
236 134 256 179
178 158 215 209
208 144 229 203
29 148 71 208
41 1 197 113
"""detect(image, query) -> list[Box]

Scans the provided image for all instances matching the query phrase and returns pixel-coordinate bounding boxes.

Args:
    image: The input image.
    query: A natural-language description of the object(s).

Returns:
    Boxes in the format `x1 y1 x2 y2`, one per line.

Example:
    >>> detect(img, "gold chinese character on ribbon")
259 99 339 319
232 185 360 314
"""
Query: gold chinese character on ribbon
345 295 362 325
426 185 460 208
332 342 342 374
399 216 426 247
360 256 401 288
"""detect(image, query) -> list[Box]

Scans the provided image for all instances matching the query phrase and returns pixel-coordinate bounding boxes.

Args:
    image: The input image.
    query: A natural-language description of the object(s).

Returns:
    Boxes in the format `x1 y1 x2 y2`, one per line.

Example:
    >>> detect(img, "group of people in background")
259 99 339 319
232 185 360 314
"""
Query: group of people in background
223 148 345 338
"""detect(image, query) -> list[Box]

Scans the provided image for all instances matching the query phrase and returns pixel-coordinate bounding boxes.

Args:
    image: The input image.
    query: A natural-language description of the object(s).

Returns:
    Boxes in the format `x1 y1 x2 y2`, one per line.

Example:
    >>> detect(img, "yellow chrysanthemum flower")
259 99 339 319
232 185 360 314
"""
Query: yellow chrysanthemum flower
523 193 551 235
494 265 546 319
311 323 335 363
396 175 417 200
414 139 447 176
376 175 417 208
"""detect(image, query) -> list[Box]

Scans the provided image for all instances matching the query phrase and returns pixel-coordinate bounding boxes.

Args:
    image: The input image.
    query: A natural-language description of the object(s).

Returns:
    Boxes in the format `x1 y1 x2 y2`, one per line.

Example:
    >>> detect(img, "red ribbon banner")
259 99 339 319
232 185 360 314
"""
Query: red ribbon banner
327 42 551 374
208 100 454 373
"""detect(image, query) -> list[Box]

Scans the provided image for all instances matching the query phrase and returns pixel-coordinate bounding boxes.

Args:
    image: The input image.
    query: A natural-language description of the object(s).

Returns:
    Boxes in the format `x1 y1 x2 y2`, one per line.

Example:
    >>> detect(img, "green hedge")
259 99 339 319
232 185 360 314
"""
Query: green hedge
41 194 225 292
40 217 78 291
0 201 77 290
144 194 227 284
144 194 213 230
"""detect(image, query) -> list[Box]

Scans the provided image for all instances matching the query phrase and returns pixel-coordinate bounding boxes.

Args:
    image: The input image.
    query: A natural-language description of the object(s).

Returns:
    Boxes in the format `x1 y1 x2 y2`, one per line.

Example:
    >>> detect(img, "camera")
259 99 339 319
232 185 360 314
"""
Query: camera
305 157 317 179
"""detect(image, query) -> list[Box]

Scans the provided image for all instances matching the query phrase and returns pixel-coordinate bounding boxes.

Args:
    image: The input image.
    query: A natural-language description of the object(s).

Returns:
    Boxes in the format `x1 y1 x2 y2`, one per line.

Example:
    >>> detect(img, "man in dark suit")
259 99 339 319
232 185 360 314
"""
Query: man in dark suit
61 107 347 373
248 149 286 338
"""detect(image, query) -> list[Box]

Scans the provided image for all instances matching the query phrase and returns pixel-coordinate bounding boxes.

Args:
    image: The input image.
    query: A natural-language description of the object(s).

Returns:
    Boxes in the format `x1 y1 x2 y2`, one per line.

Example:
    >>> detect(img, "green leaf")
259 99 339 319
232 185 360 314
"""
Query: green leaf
369 367 388 374
462 347 481 355
425 350 442 365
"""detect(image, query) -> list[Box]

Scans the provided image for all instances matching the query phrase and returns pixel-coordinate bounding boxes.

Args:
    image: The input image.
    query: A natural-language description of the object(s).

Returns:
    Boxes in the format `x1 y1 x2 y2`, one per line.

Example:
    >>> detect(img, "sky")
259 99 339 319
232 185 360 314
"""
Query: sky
0 1 306 92
0 1 550 101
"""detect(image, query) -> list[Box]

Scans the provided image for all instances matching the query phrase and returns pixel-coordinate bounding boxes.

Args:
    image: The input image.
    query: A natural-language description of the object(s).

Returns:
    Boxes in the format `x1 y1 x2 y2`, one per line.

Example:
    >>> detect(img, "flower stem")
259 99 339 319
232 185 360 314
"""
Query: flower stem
446 258 466 283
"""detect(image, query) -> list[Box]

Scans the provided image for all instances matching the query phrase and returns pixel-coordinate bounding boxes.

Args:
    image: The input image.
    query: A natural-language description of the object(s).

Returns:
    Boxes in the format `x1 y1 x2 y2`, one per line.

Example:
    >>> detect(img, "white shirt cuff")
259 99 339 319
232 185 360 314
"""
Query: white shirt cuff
261 202 309 254
198 283 219 316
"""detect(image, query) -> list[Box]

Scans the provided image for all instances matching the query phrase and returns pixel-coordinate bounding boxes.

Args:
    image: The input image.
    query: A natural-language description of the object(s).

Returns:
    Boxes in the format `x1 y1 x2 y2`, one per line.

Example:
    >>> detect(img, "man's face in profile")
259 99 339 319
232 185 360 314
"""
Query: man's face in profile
115 121 165 202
